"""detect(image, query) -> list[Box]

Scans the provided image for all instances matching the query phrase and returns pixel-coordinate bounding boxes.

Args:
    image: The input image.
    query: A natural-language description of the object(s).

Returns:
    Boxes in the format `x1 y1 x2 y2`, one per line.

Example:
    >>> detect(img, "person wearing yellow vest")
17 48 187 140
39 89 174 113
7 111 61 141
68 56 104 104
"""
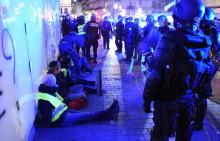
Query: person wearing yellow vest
75 15 86 56
47 61 96 101
47 61 87 102
36 74 119 127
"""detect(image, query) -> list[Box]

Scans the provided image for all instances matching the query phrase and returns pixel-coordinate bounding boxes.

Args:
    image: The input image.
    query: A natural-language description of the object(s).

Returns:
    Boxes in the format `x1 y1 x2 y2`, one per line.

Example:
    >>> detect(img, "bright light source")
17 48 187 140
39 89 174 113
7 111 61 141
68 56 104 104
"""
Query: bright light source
138 8 142 15
120 9 126 16
114 4 118 9
164 0 175 11
103 8 106 12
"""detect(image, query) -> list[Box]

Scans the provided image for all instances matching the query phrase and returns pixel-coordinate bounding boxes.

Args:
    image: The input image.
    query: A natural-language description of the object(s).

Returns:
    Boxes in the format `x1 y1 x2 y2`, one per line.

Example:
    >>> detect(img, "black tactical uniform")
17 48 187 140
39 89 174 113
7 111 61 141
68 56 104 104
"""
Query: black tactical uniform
143 1 214 141
84 14 100 63
115 15 124 53
193 7 220 131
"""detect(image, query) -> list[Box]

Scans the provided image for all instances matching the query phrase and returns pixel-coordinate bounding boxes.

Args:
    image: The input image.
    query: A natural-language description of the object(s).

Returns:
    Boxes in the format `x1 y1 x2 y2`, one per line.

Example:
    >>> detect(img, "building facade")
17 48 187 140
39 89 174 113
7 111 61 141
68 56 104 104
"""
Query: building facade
60 0 71 16
80 0 220 18
203 0 220 14
80 0 173 17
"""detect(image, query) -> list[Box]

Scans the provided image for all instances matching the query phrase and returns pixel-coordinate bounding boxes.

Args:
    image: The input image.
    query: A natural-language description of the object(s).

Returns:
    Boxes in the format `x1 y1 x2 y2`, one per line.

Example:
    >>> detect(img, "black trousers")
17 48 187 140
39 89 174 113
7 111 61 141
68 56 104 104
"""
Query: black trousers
86 39 98 59
193 97 207 127
151 98 193 141
115 36 123 52
102 32 110 49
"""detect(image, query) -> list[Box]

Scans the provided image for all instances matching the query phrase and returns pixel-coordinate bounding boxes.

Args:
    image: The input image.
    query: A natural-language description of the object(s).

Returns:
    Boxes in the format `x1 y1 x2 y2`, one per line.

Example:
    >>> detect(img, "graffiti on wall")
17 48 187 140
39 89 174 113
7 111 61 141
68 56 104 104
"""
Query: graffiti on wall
1 28 16 83
0 3 16 120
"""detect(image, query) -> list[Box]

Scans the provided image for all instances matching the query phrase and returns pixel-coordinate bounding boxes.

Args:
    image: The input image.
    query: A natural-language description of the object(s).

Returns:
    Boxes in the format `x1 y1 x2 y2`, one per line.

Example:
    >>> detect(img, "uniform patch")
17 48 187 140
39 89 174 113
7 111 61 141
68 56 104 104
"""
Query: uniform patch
90 23 99 27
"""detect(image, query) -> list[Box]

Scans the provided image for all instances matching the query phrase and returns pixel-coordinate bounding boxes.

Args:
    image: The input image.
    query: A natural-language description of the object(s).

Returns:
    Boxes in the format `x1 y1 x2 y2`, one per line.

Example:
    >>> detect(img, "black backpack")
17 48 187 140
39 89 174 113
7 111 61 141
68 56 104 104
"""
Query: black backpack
159 30 214 99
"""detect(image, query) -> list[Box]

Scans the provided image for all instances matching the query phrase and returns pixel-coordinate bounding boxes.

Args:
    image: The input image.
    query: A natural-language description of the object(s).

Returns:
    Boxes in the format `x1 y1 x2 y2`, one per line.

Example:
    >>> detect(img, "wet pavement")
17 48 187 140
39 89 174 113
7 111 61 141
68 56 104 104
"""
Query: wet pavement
33 39 220 141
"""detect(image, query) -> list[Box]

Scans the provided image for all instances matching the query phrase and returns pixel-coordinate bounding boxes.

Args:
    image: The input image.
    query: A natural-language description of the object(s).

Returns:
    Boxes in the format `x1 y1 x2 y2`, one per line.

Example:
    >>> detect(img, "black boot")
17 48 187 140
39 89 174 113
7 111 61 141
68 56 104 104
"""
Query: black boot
105 100 120 121
192 123 203 131
87 100 120 122
83 87 97 94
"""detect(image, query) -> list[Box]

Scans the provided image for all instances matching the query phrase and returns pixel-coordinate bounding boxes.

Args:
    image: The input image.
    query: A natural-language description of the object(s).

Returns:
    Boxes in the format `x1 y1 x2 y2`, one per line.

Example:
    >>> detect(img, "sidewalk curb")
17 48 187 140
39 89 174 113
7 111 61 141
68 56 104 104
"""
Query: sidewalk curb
206 101 220 131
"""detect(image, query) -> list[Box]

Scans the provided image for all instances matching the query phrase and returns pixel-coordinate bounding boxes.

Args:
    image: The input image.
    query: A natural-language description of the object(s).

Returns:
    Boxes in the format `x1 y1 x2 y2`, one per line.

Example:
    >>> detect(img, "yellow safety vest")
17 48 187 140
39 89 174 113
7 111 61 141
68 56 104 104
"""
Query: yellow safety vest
61 68 67 77
37 92 68 122
77 24 86 35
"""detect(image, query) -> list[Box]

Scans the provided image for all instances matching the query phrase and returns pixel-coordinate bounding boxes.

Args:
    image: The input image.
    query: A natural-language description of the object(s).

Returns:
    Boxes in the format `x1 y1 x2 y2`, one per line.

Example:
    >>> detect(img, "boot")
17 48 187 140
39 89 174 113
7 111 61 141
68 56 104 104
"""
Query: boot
88 100 120 122
105 100 120 121
192 123 203 131
83 87 97 94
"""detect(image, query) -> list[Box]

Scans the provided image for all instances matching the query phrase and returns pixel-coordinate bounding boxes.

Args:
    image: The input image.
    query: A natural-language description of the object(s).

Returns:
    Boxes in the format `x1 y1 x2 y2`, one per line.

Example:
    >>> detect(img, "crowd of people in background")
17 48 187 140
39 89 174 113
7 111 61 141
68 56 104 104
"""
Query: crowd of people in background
35 0 220 140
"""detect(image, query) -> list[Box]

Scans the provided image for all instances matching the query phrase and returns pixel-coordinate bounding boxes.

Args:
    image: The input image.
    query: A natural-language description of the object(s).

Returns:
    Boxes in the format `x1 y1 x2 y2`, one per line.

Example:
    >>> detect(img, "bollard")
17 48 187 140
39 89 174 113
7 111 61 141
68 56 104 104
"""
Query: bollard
97 69 103 96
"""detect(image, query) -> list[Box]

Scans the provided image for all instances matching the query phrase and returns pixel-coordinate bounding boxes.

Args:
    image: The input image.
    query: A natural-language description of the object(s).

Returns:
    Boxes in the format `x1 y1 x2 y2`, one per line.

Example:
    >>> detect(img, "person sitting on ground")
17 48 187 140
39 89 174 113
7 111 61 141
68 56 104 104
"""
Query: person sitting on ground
48 60 90 110
48 60 97 95
57 55 96 86
48 61 96 101
35 74 119 127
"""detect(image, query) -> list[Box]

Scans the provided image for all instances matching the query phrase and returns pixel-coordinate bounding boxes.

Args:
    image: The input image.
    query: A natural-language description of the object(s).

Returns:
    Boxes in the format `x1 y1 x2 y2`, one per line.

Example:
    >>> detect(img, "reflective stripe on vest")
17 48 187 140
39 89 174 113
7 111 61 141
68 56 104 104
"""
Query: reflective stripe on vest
61 68 67 77
78 24 86 35
55 93 64 101
37 92 68 122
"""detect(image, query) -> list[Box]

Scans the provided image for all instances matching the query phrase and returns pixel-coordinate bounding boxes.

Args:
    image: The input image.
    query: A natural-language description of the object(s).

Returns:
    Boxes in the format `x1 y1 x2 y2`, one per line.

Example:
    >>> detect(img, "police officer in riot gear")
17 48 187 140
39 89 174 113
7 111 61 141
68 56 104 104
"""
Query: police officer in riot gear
193 7 220 131
157 15 170 34
133 18 142 62
123 17 134 62
84 14 100 63
143 0 213 141
100 16 112 49
143 15 156 38
200 7 220 72
115 15 124 53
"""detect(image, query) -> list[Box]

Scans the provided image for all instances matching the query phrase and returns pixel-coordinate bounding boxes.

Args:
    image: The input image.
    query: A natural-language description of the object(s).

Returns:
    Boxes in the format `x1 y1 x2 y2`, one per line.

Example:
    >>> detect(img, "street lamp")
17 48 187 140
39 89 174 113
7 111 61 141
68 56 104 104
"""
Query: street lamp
113 3 118 19
114 3 118 9
121 8 126 16
137 8 142 17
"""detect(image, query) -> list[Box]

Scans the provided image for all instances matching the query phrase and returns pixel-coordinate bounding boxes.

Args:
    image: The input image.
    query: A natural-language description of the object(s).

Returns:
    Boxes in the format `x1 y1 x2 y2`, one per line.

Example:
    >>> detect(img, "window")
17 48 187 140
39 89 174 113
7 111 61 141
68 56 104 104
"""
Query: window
64 8 68 13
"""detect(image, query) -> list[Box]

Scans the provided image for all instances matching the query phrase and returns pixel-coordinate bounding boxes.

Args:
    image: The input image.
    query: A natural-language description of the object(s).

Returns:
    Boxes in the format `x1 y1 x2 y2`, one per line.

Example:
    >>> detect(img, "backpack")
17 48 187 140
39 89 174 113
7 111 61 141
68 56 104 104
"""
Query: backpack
159 30 214 100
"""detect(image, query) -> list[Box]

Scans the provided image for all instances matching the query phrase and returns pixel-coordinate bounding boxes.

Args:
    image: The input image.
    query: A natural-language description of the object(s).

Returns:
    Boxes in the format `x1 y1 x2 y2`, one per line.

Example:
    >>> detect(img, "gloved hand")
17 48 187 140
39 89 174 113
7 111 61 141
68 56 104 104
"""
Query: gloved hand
143 100 152 113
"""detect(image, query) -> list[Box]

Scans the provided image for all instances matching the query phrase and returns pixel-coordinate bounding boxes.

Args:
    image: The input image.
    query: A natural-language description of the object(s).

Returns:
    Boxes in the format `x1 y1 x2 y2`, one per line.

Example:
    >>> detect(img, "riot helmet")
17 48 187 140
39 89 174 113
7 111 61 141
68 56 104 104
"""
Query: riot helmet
104 16 108 21
77 15 85 25
65 13 71 20
90 14 96 22
173 0 205 32
200 7 217 34
146 15 155 25
118 15 123 21
125 17 129 24
134 18 140 24
157 15 168 27
128 17 133 22
203 7 215 21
